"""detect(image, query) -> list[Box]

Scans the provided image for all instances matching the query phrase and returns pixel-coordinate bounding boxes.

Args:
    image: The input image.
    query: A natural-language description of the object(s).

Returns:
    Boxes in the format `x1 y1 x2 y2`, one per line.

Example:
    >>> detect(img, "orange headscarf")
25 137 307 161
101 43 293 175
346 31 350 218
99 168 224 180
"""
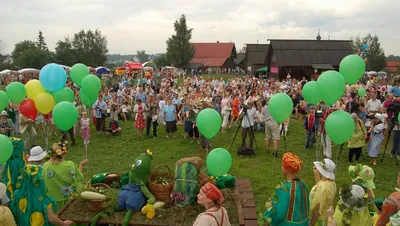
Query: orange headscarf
200 182 224 206
282 152 303 174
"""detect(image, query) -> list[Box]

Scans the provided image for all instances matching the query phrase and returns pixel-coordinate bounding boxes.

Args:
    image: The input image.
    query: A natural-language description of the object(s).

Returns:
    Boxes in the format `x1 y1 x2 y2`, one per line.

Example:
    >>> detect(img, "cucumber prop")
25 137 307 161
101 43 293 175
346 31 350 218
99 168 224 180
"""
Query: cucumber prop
90 150 162 226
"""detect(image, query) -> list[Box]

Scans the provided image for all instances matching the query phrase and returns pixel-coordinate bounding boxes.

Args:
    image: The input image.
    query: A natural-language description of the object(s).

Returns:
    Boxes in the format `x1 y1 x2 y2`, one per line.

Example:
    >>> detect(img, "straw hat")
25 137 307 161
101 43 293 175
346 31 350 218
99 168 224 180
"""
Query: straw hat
0 110 8 116
314 158 336 180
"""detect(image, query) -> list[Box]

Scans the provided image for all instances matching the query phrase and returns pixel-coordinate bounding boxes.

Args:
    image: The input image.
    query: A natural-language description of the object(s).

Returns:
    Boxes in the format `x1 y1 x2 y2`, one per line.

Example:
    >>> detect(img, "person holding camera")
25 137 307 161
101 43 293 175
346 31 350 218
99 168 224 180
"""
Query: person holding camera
92 95 108 135
240 101 257 149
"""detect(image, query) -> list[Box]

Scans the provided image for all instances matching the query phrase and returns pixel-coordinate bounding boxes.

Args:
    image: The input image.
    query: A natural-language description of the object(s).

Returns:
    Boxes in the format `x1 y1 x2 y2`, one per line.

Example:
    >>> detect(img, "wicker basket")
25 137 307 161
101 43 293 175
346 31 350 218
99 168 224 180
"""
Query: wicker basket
198 173 213 187
87 183 110 212
148 164 175 202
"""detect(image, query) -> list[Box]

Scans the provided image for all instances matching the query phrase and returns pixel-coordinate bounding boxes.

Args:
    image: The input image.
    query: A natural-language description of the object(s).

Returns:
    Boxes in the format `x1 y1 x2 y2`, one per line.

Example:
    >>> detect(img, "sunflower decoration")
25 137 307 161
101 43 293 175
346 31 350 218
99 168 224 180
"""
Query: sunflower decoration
49 140 69 159
26 165 40 176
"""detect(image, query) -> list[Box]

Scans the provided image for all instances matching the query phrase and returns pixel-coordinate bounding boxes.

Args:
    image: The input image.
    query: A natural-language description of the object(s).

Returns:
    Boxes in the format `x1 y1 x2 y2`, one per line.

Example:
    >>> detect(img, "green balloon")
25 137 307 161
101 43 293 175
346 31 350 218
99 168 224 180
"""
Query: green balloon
6 82 26 104
317 70 346 105
358 88 366 97
53 101 78 131
197 108 222 139
268 93 293 123
325 110 354 144
70 63 90 86
0 134 13 165
302 81 319 105
79 90 96 107
206 148 232 177
54 87 75 104
339 55 366 85
0 91 8 111
81 75 101 99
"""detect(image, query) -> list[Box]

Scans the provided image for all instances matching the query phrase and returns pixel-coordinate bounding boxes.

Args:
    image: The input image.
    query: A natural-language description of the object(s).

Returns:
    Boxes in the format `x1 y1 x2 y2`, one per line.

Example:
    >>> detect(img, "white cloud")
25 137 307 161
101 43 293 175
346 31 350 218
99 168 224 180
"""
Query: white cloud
1 0 399 55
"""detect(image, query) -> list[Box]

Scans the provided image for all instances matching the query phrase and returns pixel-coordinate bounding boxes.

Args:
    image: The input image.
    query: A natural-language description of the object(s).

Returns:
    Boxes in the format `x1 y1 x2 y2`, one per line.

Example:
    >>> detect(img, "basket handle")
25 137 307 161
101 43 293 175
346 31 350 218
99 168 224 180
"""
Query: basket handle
149 164 172 181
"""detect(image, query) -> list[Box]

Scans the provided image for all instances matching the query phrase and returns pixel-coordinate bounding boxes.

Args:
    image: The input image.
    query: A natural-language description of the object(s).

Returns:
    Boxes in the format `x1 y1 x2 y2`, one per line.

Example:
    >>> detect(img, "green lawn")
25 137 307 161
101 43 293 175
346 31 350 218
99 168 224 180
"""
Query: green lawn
2 77 399 224
34 117 398 224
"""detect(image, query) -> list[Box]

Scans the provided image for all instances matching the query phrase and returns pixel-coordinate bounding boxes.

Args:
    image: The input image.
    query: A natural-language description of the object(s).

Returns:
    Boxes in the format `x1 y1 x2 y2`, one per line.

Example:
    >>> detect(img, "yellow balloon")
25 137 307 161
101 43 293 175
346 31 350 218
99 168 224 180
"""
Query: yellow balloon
34 93 55 114
26 79 45 100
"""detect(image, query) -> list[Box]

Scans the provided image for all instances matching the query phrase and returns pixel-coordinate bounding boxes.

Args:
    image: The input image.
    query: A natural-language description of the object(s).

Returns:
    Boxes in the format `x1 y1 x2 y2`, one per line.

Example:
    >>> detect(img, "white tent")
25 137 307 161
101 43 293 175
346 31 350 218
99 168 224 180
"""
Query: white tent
0 69 16 75
18 68 39 74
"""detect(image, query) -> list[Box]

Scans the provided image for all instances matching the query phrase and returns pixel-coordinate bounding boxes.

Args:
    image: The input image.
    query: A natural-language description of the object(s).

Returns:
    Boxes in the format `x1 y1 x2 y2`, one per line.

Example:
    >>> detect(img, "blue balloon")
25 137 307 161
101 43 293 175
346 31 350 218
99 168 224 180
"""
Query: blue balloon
39 63 67 92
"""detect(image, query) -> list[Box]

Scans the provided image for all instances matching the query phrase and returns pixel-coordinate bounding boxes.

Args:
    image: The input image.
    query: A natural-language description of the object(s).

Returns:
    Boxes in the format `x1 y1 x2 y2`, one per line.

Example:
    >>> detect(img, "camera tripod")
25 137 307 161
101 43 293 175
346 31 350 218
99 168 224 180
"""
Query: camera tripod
381 122 399 166
229 109 259 154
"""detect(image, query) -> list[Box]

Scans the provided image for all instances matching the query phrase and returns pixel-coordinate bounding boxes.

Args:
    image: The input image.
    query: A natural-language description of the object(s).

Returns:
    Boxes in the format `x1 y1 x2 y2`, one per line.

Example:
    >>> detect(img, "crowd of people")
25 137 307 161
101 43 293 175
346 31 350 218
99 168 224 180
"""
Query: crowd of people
1 68 400 225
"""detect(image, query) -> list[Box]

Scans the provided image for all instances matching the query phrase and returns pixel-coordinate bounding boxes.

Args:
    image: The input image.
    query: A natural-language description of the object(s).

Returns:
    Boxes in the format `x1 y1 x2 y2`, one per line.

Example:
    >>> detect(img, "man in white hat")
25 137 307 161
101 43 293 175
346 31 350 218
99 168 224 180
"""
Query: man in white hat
27 146 47 165
309 159 337 226
0 110 14 137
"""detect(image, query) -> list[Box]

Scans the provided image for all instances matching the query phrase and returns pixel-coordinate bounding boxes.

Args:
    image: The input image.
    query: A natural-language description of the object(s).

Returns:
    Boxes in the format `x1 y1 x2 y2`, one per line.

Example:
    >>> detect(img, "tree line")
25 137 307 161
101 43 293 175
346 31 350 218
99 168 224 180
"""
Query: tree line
0 14 196 71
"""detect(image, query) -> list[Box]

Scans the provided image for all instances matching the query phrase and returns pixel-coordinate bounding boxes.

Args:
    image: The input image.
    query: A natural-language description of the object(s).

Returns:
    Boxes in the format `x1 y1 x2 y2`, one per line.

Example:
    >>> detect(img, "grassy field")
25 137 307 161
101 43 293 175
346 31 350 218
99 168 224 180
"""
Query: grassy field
2 77 399 224
33 117 398 224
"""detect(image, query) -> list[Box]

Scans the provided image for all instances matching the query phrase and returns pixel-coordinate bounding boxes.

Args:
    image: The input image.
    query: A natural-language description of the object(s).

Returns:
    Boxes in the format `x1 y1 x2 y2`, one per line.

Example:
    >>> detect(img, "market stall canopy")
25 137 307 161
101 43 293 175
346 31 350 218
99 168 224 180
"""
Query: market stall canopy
0 69 17 75
18 68 39 74
142 61 157 69
124 61 143 72
165 66 177 70
95 66 110 75
367 71 377 75
256 66 268 72
311 64 334 70
143 66 154 71
377 71 387 75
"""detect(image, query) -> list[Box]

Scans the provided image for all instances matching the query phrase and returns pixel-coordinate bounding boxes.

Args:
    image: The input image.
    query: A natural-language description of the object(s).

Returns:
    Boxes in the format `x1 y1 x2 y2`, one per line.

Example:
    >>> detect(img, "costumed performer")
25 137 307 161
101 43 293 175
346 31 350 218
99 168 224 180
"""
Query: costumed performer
264 152 310 226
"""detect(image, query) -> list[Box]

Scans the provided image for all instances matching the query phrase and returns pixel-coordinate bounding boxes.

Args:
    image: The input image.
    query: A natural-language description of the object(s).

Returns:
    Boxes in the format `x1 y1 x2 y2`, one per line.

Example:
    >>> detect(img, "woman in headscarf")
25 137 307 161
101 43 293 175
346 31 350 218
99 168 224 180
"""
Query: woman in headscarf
264 152 310 226
193 182 231 226
43 141 88 211
309 159 337 226
10 164 73 226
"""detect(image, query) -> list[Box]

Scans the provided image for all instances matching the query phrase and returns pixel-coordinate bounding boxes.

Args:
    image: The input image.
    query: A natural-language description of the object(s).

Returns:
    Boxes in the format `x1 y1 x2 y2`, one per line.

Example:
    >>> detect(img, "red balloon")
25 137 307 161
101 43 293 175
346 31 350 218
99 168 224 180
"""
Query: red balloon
19 99 38 120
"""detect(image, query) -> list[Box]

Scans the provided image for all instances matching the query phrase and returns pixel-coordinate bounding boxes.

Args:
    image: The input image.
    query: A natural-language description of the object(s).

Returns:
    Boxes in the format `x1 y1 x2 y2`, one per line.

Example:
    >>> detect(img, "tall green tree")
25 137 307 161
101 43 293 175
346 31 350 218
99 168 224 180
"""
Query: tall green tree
136 50 149 63
12 40 51 69
72 29 108 66
55 37 77 66
351 34 386 71
153 53 170 67
37 31 49 51
166 14 195 65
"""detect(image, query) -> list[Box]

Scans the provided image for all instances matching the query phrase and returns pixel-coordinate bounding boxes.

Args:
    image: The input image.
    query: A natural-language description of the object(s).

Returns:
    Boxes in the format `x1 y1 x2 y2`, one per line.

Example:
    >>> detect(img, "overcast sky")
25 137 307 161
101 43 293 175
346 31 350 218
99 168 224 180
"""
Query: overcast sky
1 0 398 55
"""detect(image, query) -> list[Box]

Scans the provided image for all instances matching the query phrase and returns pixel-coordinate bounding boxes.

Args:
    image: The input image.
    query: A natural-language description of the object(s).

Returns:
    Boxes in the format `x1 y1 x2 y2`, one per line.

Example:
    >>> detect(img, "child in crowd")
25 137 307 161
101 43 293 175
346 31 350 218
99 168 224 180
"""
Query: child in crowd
221 101 232 133
304 106 317 149
80 112 90 145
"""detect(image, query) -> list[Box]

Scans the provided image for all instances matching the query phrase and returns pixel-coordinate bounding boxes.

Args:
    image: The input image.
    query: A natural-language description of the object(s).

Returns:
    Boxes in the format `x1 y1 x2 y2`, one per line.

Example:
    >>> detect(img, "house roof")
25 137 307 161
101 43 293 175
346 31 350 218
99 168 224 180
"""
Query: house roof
191 58 227 67
246 44 270 65
192 43 235 58
268 39 353 67
386 61 400 72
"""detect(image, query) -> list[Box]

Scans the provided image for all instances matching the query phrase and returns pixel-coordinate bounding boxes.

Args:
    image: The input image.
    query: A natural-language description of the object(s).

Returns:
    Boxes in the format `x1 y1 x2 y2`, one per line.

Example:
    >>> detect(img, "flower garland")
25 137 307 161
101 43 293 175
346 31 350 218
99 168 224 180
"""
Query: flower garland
49 140 69 158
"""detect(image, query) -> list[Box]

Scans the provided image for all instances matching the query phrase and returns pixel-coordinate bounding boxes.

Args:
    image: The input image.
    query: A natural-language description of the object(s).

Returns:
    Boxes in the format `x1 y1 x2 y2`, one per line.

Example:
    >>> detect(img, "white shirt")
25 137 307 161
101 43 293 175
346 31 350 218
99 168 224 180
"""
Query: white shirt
366 99 382 112
241 107 256 128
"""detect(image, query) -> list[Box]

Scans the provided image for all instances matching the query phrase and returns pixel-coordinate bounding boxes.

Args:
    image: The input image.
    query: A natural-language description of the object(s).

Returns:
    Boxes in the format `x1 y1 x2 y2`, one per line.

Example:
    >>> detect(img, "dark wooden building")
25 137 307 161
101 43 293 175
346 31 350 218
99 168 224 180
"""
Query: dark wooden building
245 44 270 75
266 39 353 80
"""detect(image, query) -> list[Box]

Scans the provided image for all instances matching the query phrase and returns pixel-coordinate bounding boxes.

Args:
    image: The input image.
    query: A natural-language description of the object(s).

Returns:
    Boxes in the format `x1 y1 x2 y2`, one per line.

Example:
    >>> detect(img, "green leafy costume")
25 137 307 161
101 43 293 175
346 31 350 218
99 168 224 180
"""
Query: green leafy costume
10 164 57 226
2 138 26 199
